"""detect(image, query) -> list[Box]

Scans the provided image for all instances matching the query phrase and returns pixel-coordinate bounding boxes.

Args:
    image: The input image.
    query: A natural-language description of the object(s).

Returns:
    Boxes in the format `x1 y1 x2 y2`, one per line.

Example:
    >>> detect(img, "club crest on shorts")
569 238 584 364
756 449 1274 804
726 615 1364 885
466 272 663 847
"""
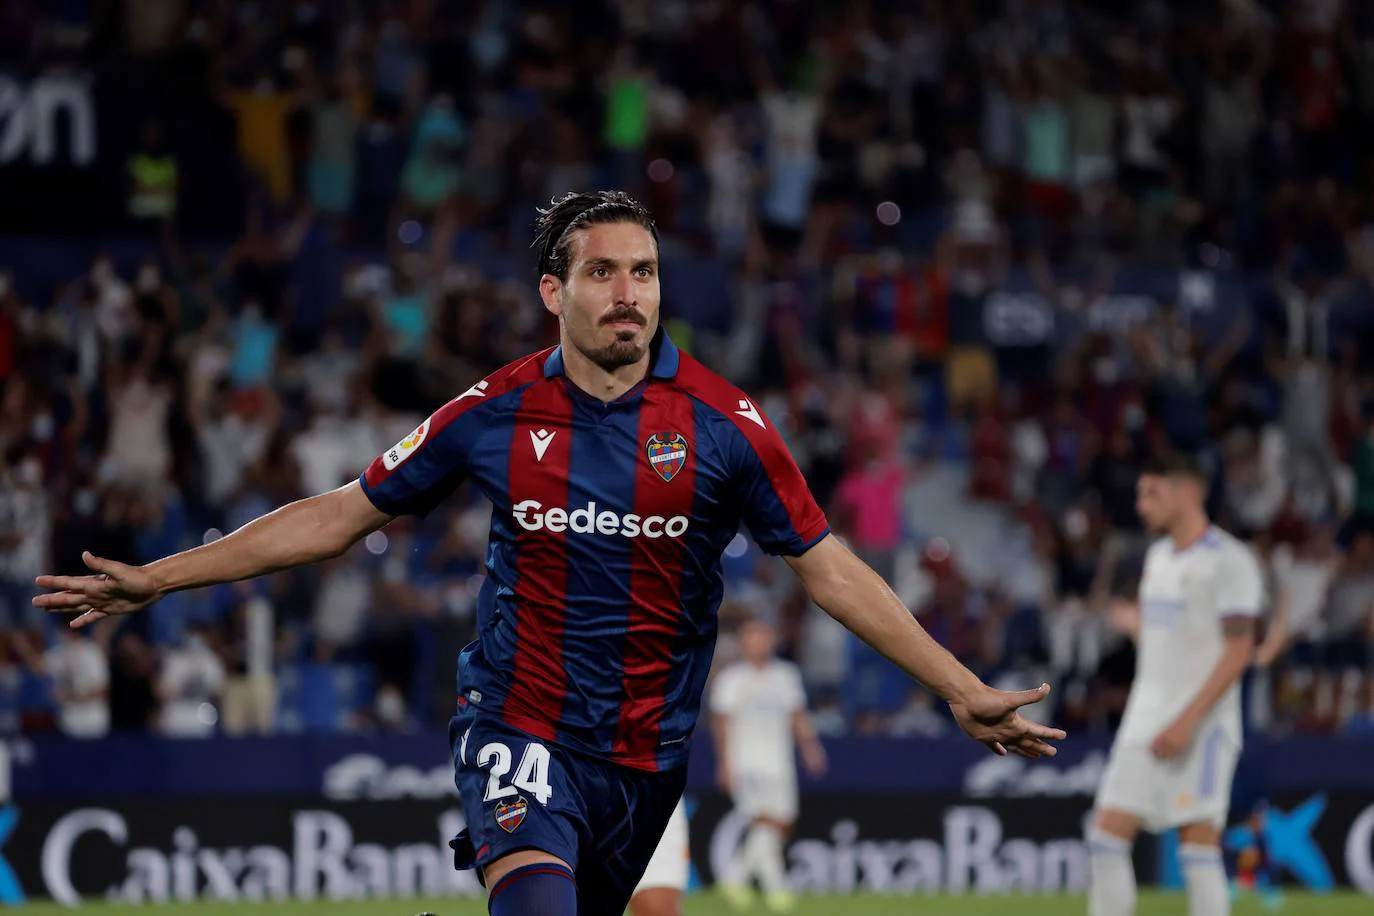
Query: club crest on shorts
494 796 529 833
645 432 688 482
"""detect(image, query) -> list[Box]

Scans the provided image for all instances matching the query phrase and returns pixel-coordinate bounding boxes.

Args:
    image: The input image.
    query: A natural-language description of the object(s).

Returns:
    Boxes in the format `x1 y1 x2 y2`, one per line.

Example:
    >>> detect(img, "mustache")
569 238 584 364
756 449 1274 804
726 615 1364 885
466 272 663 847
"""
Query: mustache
600 308 646 327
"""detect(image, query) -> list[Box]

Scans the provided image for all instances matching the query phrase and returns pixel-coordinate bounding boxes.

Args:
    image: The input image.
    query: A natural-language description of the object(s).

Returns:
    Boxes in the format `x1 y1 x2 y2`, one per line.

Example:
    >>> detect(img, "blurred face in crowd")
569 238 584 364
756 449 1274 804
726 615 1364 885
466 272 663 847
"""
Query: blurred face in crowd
739 619 778 666
1135 472 1202 534
541 222 660 373
1349 532 1374 569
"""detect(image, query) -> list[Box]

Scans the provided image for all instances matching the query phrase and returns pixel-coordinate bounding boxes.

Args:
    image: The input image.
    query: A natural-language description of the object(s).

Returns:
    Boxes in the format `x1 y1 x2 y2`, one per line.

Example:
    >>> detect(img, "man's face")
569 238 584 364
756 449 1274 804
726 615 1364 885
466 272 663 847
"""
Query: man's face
1135 473 1193 533
542 222 660 371
739 620 777 664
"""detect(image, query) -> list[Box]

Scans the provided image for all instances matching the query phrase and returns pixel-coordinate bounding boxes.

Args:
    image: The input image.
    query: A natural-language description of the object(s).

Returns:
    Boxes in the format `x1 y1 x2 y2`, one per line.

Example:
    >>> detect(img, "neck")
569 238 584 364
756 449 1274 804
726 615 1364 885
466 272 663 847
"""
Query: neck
1169 513 1211 551
560 338 650 403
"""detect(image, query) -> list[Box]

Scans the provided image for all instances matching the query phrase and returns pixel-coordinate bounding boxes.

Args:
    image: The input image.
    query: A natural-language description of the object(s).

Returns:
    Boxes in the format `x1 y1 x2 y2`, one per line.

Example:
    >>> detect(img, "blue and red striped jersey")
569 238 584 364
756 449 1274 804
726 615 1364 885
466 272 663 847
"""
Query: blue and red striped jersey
360 331 829 771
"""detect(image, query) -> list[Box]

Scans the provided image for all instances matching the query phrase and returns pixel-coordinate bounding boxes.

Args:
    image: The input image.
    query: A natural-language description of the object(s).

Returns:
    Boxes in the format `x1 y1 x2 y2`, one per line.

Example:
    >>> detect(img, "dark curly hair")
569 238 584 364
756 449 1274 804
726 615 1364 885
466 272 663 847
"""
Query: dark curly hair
531 190 659 281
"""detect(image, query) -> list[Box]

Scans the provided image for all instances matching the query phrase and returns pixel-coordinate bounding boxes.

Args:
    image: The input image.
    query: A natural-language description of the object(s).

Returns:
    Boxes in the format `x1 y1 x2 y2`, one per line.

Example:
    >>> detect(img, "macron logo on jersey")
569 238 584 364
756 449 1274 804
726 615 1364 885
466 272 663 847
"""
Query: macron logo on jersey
512 499 689 539
735 398 766 429
458 380 489 400
530 428 556 461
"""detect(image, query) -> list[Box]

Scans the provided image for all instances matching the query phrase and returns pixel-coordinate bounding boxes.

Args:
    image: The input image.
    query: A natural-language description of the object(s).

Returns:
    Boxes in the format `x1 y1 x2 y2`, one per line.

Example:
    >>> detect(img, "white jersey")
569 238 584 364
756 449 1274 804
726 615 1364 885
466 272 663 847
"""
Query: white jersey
44 639 109 739
710 659 805 778
635 799 690 893
1117 526 1263 747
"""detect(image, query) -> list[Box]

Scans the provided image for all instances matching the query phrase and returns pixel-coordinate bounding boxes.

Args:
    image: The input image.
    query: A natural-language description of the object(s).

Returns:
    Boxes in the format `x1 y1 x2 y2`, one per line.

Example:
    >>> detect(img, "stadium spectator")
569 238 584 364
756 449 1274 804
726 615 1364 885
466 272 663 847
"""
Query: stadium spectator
832 437 906 581
1312 530 1374 730
310 552 373 663
7 0 1374 739
126 121 178 226
0 449 48 631
9 628 109 739
101 356 174 499
219 587 277 736
106 629 159 733
157 624 226 738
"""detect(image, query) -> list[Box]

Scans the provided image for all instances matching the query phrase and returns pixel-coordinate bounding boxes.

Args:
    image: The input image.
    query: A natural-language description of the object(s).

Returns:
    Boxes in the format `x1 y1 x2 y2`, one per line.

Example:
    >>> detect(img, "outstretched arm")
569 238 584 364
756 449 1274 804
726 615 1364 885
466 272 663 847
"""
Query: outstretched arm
785 535 1065 758
34 482 391 628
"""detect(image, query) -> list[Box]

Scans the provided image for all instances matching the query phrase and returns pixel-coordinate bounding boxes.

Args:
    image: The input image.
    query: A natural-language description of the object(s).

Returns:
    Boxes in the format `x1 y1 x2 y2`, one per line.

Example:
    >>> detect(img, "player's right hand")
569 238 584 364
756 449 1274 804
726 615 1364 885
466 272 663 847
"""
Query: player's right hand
32 551 160 629
948 683 1067 759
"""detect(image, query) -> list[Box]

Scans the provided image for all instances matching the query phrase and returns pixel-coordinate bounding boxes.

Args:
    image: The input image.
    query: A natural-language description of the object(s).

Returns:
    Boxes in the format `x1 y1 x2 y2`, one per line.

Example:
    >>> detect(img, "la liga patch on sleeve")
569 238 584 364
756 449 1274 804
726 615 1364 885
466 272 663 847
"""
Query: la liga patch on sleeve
382 418 430 470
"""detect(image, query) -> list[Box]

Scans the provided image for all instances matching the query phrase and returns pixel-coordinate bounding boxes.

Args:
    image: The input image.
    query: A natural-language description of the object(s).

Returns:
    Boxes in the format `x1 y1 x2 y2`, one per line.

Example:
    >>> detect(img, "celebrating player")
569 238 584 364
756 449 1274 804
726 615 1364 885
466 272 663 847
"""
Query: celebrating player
628 797 691 916
33 191 1064 916
712 617 827 912
1088 453 1264 916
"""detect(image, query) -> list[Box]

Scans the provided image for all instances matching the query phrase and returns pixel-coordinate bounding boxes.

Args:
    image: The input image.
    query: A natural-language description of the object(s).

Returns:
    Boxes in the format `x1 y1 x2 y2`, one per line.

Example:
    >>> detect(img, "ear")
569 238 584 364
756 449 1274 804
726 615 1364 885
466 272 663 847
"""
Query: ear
539 274 563 318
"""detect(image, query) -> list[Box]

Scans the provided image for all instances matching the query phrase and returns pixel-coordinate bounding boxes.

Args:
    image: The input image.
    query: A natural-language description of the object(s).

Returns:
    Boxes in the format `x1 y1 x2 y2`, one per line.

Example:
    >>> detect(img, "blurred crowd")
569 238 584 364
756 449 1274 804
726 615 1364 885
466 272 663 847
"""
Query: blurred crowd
2 0 1374 741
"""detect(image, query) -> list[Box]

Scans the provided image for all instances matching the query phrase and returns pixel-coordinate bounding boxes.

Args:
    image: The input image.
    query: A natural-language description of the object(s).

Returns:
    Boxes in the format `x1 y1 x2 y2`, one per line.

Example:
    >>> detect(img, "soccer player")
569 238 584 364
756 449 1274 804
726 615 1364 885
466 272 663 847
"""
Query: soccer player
1088 453 1264 916
711 617 826 912
33 191 1064 916
628 797 691 916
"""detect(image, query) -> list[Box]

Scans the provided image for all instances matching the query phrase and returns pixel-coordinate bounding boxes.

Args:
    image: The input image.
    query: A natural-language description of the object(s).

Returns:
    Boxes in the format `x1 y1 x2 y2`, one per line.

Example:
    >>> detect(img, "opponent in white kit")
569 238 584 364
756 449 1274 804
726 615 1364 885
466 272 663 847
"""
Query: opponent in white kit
711 618 828 912
629 798 692 916
1088 453 1263 916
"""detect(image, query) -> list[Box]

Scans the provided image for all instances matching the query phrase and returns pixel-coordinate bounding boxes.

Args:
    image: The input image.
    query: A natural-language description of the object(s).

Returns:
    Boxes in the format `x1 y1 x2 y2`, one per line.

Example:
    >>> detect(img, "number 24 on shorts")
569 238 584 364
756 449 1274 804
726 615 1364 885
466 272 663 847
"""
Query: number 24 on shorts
475 740 554 806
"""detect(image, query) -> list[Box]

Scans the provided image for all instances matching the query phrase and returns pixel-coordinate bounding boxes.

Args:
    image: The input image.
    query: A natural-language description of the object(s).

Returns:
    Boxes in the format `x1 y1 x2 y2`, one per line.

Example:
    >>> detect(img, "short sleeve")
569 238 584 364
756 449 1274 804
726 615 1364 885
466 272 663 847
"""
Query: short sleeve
727 409 830 557
710 669 739 715
1216 544 1264 620
360 401 489 518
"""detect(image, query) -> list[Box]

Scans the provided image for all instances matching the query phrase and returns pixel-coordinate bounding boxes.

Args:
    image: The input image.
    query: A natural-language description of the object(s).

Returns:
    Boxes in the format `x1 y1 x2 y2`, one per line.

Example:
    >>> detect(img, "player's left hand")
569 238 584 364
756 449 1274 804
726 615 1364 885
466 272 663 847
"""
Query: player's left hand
949 683 1067 759
1150 717 1195 760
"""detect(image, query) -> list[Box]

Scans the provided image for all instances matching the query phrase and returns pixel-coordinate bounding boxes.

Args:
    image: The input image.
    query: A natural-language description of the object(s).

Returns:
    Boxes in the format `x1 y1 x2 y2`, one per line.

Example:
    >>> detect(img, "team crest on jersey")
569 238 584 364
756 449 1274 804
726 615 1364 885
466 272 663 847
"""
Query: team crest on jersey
494 796 529 833
382 418 430 471
645 432 688 482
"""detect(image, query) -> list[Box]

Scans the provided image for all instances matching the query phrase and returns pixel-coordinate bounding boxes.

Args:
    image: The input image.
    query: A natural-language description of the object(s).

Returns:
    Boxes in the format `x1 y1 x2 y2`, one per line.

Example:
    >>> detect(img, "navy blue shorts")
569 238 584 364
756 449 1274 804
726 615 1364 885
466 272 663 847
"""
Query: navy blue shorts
447 708 686 914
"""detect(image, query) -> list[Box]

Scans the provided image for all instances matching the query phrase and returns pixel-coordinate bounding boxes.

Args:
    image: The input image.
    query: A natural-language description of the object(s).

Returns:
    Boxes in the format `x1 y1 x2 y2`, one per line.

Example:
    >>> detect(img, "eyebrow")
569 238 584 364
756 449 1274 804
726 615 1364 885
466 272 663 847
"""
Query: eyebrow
582 257 657 271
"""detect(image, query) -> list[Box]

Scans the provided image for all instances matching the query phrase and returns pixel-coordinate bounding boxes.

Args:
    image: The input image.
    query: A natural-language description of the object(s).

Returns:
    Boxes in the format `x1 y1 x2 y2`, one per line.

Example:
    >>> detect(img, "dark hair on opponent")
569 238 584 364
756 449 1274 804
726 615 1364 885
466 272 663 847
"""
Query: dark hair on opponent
531 190 659 282
1141 449 1207 483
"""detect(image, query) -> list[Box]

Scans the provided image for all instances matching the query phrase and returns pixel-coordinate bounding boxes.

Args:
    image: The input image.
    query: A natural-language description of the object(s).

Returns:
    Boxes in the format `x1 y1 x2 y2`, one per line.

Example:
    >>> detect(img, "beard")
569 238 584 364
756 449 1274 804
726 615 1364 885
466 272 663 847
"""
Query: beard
580 331 647 370
574 305 651 370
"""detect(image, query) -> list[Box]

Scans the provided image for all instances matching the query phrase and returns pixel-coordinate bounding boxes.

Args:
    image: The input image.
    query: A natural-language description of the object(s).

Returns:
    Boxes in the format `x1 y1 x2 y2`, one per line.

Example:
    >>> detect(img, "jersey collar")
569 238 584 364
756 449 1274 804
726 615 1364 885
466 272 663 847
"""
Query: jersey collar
543 327 680 381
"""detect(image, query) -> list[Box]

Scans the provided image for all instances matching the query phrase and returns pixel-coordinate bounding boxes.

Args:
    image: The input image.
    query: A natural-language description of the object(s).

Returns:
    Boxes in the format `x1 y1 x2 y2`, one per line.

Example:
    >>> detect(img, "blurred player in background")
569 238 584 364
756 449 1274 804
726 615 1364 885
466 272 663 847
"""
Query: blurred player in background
712 617 827 912
1090 453 1264 916
628 798 691 916
33 191 1064 916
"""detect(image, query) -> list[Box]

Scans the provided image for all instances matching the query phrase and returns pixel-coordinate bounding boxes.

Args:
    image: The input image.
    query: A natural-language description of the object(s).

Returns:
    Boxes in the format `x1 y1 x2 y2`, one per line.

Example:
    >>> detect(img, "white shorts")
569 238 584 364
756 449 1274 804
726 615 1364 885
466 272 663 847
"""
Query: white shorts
730 769 798 823
1094 728 1239 832
635 799 690 893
